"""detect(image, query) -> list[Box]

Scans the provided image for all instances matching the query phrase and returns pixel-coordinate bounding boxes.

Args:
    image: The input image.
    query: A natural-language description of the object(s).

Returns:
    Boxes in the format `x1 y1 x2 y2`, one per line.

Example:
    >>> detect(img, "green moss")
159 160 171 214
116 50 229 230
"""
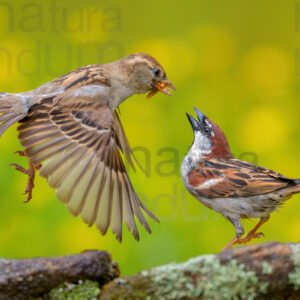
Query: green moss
261 262 273 275
48 280 100 300
140 254 269 300
288 243 300 290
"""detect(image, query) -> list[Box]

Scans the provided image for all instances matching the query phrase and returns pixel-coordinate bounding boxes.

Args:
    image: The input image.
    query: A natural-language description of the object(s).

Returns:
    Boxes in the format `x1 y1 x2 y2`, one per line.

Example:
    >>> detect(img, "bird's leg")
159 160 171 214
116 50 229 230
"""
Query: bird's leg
221 237 239 251
10 162 35 202
221 216 270 252
235 216 270 245
10 151 42 203
221 217 244 251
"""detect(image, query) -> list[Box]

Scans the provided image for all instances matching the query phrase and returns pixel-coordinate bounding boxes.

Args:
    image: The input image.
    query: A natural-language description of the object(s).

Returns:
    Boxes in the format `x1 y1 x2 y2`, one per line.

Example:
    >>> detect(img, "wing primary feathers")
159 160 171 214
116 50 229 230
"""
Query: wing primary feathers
79 157 103 223
95 166 112 235
64 151 96 203
89 161 108 226
29 142 74 165
79 159 101 216
26 136 66 157
65 151 97 216
50 148 86 190
39 144 78 178
112 110 146 173
110 170 122 241
137 198 159 223
112 111 135 171
92 146 112 232
56 153 93 205
120 172 139 240
16 91 156 241
123 170 158 223
105 150 114 235
123 174 151 234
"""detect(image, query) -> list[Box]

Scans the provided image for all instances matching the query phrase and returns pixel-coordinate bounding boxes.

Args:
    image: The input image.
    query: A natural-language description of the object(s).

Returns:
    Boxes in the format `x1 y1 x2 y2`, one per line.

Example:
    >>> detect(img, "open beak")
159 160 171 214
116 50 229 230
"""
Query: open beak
193 107 206 123
186 108 209 131
186 113 199 131
147 79 176 99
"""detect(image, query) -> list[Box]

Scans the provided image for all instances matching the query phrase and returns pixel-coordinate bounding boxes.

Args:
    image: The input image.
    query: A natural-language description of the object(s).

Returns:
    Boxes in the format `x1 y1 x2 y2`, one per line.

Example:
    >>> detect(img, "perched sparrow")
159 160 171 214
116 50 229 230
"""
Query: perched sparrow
181 107 300 251
0 53 175 241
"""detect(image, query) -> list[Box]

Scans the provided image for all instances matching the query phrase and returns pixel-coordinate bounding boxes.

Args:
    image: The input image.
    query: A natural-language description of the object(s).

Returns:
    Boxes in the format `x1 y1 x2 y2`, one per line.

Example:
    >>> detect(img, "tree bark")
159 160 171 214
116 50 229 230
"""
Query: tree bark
1 242 300 300
0 250 119 300
99 242 300 300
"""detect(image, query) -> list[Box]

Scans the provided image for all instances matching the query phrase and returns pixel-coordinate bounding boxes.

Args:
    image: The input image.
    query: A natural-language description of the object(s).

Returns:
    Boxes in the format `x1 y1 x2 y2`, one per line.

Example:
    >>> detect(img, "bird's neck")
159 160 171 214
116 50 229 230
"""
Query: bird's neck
182 135 213 177
189 133 213 159
182 142 208 177
108 78 135 111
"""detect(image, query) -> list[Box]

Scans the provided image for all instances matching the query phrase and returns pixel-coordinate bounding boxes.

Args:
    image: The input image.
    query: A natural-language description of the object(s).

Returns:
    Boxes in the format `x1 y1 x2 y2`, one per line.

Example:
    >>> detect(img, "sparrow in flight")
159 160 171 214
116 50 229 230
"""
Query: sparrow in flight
0 53 175 241
181 107 300 251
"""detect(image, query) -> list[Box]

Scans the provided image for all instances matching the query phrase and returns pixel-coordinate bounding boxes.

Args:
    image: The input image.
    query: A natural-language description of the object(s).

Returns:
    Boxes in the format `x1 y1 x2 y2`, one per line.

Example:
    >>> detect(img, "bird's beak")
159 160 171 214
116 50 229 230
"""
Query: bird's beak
147 79 176 99
193 107 206 123
186 113 199 131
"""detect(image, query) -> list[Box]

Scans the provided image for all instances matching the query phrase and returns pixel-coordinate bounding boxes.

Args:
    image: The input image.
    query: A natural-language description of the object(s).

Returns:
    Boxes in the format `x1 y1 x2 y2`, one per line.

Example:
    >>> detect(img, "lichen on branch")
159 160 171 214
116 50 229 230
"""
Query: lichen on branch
99 242 300 300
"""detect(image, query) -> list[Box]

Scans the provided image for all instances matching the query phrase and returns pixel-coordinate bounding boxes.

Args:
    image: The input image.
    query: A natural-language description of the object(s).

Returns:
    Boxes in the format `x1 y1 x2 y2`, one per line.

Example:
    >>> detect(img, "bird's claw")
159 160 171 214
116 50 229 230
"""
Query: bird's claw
23 188 33 203
9 161 38 203
14 151 26 157
235 231 265 244
221 231 265 252
9 163 30 174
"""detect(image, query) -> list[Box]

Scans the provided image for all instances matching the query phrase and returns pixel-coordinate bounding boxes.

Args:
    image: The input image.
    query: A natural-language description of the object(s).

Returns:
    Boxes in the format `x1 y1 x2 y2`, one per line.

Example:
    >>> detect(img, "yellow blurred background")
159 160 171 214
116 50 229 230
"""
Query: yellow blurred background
0 0 299 276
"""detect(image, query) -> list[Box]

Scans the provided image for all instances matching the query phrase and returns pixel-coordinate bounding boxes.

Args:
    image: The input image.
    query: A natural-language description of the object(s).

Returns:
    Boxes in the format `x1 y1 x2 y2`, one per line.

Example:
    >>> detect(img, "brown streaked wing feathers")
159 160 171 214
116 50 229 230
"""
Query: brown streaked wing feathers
17 91 157 241
112 110 142 172
189 158 293 199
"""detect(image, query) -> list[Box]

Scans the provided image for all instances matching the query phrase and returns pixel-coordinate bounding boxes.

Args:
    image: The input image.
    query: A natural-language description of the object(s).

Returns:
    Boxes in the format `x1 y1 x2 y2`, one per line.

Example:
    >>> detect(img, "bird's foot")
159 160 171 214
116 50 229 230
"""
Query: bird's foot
236 231 264 244
14 150 42 171
221 231 265 252
14 151 26 157
9 157 41 203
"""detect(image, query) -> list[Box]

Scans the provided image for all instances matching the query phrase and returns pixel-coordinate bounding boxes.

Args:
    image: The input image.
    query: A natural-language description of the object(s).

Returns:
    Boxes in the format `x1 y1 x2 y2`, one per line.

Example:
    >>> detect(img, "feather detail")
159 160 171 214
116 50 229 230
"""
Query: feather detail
187 158 295 199
0 93 28 137
17 87 157 241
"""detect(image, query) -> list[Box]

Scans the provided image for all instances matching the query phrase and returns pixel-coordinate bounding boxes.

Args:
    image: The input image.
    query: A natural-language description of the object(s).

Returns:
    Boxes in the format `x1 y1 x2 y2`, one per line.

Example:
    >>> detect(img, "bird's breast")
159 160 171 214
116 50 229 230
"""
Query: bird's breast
181 154 200 192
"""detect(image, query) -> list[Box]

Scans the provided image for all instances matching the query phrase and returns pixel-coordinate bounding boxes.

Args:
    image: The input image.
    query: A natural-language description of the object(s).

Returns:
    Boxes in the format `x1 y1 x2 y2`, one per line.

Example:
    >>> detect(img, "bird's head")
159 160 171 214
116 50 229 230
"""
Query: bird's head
117 53 175 98
186 107 233 159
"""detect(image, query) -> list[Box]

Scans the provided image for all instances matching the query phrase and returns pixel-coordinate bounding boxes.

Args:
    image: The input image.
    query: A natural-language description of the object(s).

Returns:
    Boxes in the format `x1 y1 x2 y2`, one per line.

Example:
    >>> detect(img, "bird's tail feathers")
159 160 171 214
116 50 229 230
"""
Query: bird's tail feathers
0 93 27 137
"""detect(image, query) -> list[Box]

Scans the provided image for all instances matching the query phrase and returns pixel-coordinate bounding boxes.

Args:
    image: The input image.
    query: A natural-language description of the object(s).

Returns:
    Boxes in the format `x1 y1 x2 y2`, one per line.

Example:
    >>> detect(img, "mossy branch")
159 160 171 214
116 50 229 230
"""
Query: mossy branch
0 250 119 300
1 242 300 300
99 242 300 300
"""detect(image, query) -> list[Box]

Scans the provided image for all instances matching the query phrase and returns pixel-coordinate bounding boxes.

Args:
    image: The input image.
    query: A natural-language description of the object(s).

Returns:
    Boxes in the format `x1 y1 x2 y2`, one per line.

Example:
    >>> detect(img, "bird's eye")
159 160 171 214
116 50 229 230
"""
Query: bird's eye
152 68 160 77
204 126 211 134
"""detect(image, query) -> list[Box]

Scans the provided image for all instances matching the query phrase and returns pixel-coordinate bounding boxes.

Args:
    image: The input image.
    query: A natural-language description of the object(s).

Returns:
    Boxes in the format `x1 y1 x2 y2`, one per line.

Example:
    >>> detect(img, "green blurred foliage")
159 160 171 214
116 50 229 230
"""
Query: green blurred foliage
0 0 299 276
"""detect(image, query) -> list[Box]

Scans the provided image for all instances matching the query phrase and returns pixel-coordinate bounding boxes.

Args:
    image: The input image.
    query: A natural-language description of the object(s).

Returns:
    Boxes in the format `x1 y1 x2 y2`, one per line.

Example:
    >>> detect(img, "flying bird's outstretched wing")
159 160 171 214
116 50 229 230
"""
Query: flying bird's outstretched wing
17 87 158 241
